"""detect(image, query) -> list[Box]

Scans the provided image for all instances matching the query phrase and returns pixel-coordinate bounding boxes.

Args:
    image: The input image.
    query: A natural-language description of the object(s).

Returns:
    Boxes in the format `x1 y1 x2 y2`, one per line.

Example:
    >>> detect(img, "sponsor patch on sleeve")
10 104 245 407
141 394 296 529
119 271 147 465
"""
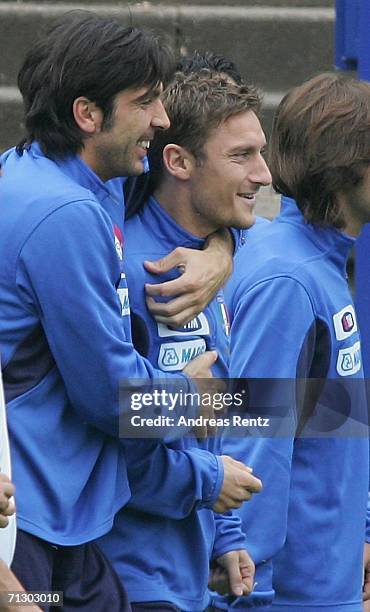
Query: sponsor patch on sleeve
333 304 357 341
336 341 361 376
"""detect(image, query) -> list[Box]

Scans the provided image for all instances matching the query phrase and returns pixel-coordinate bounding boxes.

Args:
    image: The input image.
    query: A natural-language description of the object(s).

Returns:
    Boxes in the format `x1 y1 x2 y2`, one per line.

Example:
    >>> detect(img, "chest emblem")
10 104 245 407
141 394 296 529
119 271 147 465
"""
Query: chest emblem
113 225 123 261
158 339 206 371
157 312 210 338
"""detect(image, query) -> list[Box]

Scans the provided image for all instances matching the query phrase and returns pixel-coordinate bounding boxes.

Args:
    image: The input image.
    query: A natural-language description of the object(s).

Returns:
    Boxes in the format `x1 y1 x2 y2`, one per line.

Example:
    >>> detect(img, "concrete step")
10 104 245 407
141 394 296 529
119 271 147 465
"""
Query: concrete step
0 0 335 6
0 3 334 94
0 89 24 153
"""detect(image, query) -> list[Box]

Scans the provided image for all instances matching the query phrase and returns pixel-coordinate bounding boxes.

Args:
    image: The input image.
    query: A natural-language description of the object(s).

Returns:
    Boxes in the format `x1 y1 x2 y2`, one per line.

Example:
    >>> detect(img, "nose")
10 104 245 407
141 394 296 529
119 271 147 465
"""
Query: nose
250 154 272 187
151 98 170 131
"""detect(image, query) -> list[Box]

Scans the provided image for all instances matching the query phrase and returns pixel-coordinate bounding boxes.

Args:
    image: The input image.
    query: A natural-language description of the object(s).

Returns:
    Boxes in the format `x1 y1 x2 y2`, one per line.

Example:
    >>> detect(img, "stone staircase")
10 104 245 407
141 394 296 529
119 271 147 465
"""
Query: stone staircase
0 0 335 217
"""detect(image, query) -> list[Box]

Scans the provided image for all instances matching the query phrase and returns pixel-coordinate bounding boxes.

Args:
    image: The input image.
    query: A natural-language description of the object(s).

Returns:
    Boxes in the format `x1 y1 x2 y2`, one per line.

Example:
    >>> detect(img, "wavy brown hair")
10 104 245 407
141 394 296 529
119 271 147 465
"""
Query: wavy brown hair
269 73 370 228
149 70 261 193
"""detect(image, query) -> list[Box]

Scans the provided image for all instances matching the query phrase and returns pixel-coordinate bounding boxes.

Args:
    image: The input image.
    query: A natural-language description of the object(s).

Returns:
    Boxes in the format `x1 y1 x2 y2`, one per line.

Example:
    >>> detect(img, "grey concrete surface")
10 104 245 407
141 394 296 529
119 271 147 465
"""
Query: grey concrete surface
0 4 334 89
0 0 334 6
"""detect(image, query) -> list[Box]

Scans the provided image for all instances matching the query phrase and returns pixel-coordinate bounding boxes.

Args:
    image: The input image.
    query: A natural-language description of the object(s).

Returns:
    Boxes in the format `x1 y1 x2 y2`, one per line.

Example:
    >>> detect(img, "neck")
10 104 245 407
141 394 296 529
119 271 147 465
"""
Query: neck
336 193 362 238
153 179 216 238
342 219 361 238
79 141 110 182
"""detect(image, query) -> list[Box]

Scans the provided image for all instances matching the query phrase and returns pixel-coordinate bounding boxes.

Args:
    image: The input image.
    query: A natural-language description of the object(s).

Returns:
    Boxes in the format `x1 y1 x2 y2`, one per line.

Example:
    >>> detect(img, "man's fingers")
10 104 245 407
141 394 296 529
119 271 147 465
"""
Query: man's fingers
0 515 9 528
214 457 263 512
144 248 187 277
2 500 16 517
0 481 16 513
0 473 15 493
222 555 243 597
183 350 217 379
145 274 199 299
0 497 15 528
146 296 200 328
240 471 263 494
0 475 16 523
227 460 262 494
239 551 255 594
194 350 218 369
208 567 229 595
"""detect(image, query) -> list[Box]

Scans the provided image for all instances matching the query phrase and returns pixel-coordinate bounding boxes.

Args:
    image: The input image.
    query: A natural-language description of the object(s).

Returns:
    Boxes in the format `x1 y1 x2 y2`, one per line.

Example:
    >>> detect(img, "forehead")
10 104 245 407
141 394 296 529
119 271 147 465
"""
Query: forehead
205 110 266 151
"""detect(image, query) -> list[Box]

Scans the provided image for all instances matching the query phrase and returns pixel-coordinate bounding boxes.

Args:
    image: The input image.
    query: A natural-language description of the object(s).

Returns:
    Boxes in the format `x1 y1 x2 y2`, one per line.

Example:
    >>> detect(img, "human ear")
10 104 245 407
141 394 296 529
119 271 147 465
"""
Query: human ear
162 144 194 181
73 97 103 135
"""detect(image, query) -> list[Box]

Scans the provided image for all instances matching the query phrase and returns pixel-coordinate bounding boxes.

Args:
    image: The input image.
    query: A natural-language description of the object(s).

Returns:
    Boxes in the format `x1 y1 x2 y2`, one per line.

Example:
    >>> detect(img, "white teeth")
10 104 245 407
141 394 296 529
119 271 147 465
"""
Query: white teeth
137 140 150 149
238 193 255 199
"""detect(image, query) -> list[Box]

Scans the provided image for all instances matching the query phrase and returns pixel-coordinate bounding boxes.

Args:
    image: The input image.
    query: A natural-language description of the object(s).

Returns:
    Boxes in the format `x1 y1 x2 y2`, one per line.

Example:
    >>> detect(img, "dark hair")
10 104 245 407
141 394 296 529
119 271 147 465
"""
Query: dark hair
269 72 370 227
177 50 243 85
148 70 261 193
124 50 244 217
16 11 174 159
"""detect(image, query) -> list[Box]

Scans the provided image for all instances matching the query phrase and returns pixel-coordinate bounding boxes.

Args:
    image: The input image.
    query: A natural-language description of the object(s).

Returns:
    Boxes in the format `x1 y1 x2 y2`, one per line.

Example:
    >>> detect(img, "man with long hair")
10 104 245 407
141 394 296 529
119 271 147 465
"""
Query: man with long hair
0 12 240 608
220 73 370 611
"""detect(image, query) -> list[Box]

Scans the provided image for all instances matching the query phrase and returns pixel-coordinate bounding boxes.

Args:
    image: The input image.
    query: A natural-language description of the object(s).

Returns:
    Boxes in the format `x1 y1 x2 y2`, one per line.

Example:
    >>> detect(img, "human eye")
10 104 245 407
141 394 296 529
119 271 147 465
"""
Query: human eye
139 97 154 107
230 150 251 162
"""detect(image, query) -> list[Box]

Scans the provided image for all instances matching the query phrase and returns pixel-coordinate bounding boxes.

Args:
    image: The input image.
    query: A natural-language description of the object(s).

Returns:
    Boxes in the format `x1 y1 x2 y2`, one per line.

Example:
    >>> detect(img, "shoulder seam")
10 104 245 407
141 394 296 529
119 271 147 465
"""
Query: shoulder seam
235 274 317 319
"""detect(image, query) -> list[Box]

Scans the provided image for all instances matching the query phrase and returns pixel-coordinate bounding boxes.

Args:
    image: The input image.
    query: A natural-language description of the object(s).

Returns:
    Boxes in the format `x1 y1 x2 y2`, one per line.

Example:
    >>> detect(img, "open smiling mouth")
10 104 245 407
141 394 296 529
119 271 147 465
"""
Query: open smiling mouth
137 140 151 150
237 193 257 201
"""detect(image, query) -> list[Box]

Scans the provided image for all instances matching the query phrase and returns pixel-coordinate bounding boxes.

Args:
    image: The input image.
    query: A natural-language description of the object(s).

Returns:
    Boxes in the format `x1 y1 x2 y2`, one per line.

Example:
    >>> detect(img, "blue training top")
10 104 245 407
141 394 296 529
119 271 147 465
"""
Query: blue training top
215 197 369 612
98 195 247 611
0 144 194 545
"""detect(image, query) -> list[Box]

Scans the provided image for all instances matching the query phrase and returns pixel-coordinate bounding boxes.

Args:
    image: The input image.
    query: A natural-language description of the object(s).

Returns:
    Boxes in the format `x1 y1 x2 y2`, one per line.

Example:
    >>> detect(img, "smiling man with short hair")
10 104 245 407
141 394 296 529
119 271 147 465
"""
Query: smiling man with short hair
98 70 269 612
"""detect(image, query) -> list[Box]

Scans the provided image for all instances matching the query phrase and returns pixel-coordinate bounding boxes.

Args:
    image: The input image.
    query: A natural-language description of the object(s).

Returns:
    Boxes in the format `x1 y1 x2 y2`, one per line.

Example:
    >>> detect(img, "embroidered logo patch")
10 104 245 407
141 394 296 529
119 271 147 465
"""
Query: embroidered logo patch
341 312 354 333
333 305 357 341
117 287 130 316
113 225 123 261
158 339 206 371
336 341 361 377
157 312 210 338
217 295 230 337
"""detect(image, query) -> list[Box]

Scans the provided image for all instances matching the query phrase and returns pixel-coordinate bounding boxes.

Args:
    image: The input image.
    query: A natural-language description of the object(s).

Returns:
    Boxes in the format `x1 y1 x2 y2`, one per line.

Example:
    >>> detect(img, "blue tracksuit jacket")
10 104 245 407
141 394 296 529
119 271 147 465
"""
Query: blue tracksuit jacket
215 197 369 612
98 196 247 611
0 144 195 545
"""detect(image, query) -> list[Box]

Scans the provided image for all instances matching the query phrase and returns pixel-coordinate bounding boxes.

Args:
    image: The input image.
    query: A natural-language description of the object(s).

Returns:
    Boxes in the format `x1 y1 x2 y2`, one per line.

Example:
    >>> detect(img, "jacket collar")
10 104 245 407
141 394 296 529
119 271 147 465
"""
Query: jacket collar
139 196 206 250
279 196 355 275
30 141 125 207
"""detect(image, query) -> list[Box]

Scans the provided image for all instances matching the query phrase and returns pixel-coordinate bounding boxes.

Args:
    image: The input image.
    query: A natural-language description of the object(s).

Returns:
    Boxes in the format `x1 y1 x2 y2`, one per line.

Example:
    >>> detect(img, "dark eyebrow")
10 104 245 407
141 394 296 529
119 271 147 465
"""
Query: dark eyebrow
229 147 252 155
134 86 162 104
228 144 267 155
